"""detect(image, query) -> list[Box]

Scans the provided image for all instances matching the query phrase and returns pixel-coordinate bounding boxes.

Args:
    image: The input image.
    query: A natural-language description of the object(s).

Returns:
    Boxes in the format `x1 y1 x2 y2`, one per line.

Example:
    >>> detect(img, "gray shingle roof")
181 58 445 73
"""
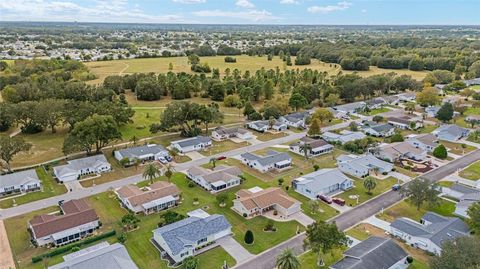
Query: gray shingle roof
434 124 469 139
370 123 395 133
174 136 211 148
334 102 366 113
153 214 231 255
116 144 167 159
0 169 40 189
241 150 291 166
294 168 353 193
68 155 110 171
331 237 407 269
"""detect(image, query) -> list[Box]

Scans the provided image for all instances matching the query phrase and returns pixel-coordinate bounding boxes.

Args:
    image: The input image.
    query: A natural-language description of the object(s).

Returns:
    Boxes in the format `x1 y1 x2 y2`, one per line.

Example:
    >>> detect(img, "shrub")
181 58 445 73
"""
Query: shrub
433 144 448 159
244 230 254 244
406 256 414 264
117 233 127 244
313 164 320 171
243 213 248 218
224 56 237 63
188 182 195 188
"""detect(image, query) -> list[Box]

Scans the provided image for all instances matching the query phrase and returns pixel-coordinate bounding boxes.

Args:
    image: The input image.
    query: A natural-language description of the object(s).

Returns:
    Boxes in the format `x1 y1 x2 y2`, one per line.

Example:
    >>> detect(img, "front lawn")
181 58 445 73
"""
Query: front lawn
287 189 339 222
299 248 345 269
201 140 249 156
360 107 390 116
440 140 476 155
255 131 288 142
0 167 67 209
377 199 456 223
335 177 398 207
345 223 387 241
459 161 480 181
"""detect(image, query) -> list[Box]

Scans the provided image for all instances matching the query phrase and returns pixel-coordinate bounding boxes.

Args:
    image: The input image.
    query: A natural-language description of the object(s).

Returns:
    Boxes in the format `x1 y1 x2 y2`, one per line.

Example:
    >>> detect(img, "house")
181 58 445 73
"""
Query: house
115 182 180 214
455 192 480 218
245 120 287 133
363 123 396 137
366 98 387 109
327 107 348 120
390 212 470 254
442 183 480 200
432 124 470 141
322 130 366 144
211 126 253 141
398 92 416 102
29 199 100 246
387 116 423 130
292 168 354 199
376 142 427 162
170 136 212 153
289 137 333 157
381 95 401 106
407 134 439 152
337 154 393 178
425 106 440 118
464 77 480 87
0 168 41 196
330 236 408 269
48 242 138 269
279 112 309 129
53 155 111 183
186 165 242 193
152 209 232 264
240 150 292 173
334 101 366 114
114 144 170 165
233 187 301 218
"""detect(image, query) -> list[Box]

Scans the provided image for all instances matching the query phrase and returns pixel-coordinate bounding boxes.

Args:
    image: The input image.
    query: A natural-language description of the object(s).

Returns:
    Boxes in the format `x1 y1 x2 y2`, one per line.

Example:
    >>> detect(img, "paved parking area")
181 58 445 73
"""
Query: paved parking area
217 236 254 263
0 220 15 269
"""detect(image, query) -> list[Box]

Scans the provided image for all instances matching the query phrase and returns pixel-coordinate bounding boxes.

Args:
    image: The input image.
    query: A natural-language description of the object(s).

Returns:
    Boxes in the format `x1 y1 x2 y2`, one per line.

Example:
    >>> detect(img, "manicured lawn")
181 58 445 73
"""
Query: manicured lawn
377 199 456 223
401 124 437 136
459 160 480 181
255 131 288 142
201 140 249 156
299 248 345 269
287 189 339 222
335 176 398 207
440 140 476 155
360 107 390 116
394 165 418 178
0 167 67 208
346 223 388 241
196 247 236 268
437 181 454 187
409 260 429 269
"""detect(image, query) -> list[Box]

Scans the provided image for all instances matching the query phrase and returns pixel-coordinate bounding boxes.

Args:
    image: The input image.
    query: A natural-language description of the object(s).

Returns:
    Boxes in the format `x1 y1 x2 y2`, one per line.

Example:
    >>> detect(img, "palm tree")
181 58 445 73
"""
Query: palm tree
164 165 173 183
143 163 160 185
299 143 312 160
169 149 179 162
209 157 217 169
363 177 377 195
275 248 300 269
130 135 138 146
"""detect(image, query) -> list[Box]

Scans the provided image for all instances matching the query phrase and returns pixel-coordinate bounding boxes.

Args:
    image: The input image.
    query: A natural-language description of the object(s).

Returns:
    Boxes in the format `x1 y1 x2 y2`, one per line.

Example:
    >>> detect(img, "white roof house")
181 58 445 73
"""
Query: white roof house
211 126 253 141
293 168 354 200
334 102 366 114
289 137 334 157
337 154 394 178
240 150 292 173
278 112 309 129
375 142 427 162
0 169 42 196
432 124 470 141
53 155 111 183
407 134 439 152
186 165 243 193
114 144 170 165
322 130 366 144
170 136 212 153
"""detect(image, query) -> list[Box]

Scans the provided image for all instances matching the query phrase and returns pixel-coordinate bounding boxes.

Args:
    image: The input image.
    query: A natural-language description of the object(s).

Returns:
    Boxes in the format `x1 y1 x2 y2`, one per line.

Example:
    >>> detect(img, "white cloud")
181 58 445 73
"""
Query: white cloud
280 0 299 4
236 0 255 9
193 9 277 22
307 1 352 14
172 0 206 4
0 0 187 23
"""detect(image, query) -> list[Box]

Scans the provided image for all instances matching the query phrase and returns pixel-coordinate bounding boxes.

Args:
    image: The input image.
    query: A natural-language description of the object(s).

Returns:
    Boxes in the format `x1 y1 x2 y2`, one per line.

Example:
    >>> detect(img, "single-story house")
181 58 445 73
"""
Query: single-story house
432 124 470 141
240 150 292 173
330 236 408 269
334 102 366 114
327 107 348 120
152 209 232 264
363 123 396 137
442 183 480 200
233 187 301 218
366 98 387 109
53 155 111 183
322 130 366 144
381 95 401 106
29 199 100 246
48 242 139 269
425 106 440 118
387 116 423 130
279 112 309 129
115 181 180 215
293 168 354 199
464 77 480 87
245 120 287 133
407 134 439 152
170 136 212 153
289 137 333 157
114 144 170 165
211 126 253 141
398 92 416 102
186 165 242 193
390 212 470 254
337 154 394 178
455 192 480 218
375 142 427 162
0 168 42 196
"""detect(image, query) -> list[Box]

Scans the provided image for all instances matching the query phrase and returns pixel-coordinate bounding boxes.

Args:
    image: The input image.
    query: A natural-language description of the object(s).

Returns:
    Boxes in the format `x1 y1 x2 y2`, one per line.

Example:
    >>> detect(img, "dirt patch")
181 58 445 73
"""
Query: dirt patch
0 220 16 269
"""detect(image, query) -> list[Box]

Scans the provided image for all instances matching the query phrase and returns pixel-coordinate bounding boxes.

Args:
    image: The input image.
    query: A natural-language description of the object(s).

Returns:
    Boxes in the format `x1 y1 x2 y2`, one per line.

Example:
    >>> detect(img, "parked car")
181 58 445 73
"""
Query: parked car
332 197 345 206
318 194 332 204
158 157 168 164
217 156 227 160
392 184 401 191
165 155 173 162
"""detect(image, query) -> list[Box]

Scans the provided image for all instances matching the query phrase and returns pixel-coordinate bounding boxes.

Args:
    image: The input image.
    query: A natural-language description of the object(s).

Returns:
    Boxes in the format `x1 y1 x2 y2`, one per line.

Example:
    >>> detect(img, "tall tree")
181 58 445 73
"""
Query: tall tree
467 201 480 234
275 248 301 269
289 93 308 111
308 118 322 138
143 163 160 185
401 178 439 210
430 237 480 269
299 143 312 160
436 102 454 122
0 136 32 172
363 177 377 195
417 87 440 107
312 108 333 124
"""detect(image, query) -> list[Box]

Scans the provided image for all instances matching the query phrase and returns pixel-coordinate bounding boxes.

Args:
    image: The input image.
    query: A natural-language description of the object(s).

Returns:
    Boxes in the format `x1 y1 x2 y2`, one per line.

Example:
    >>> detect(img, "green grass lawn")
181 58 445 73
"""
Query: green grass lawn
287 189 339 222
394 165 419 178
255 131 288 142
459 160 480 181
377 199 456 223
440 140 476 156
0 167 67 208
299 248 345 269
201 140 249 156
119 108 163 139
335 176 398 207
409 260 429 269
360 107 390 116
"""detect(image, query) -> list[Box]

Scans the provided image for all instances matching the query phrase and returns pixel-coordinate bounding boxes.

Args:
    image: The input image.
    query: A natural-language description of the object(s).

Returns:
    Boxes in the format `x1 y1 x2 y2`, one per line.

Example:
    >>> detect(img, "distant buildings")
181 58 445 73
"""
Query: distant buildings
114 144 170 165
115 182 180 214
233 187 301 218
322 130 366 144
53 155 111 183
334 102 366 114
246 120 287 132
337 154 393 178
186 165 242 193
0 168 41 196
278 112 309 129
211 126 253 141
432 124 470 141
390 212 470 254
289 137 333 157
375 142 427 162
170 136 212 153
29 199 100 246
292 168 354 199
240 150 292 173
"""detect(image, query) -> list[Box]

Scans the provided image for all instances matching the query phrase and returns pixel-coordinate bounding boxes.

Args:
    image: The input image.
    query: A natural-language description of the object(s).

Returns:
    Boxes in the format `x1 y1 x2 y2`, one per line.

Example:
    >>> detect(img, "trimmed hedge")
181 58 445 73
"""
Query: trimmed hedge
32 230 116 263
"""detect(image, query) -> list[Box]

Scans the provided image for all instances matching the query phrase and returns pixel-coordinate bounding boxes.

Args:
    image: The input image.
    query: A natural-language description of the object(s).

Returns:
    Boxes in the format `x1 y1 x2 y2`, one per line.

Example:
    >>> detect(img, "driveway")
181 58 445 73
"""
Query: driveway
0 220 15 269
184 151 205 160
362 215 391 231
291 212 315 227
217 236 254 263
64 180 84 191
390 172 411 183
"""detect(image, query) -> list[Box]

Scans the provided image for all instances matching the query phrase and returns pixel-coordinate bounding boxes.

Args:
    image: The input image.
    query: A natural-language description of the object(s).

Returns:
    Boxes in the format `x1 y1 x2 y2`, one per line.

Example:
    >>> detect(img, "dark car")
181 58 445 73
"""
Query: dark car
392 184 402 191
217 156 227 160
332 197 346 206
318 194 332 204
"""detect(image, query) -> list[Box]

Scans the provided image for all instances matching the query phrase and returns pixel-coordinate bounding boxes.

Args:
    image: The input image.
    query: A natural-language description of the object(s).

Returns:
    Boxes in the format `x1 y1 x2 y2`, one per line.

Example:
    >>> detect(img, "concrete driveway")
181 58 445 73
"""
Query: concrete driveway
362 215 391 232
291 212 315 227
184 151 205 160
217 236 254 263
64 180 84 191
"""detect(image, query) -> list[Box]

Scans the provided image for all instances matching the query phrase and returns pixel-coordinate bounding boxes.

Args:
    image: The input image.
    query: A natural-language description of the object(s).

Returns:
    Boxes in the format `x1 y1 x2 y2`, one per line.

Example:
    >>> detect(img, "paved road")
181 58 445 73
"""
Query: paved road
232 148 480 269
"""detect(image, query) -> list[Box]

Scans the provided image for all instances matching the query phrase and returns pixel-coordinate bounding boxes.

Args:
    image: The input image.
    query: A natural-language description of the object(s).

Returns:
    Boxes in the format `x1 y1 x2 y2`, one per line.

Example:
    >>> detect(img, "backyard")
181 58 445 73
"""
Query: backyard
459 160 480 181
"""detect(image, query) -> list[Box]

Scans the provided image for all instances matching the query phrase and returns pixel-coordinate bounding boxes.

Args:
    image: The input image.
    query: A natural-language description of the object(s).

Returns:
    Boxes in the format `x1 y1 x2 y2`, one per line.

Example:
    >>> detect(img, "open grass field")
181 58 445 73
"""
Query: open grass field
85 55 429 85
335 176 398 207
377 199 456 223
0 167 67 208
459 160 480 181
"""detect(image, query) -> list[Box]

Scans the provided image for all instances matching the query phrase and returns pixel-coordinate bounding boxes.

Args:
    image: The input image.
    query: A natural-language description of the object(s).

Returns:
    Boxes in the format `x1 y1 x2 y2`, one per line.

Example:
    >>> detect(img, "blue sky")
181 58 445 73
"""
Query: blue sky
1 0 479 25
